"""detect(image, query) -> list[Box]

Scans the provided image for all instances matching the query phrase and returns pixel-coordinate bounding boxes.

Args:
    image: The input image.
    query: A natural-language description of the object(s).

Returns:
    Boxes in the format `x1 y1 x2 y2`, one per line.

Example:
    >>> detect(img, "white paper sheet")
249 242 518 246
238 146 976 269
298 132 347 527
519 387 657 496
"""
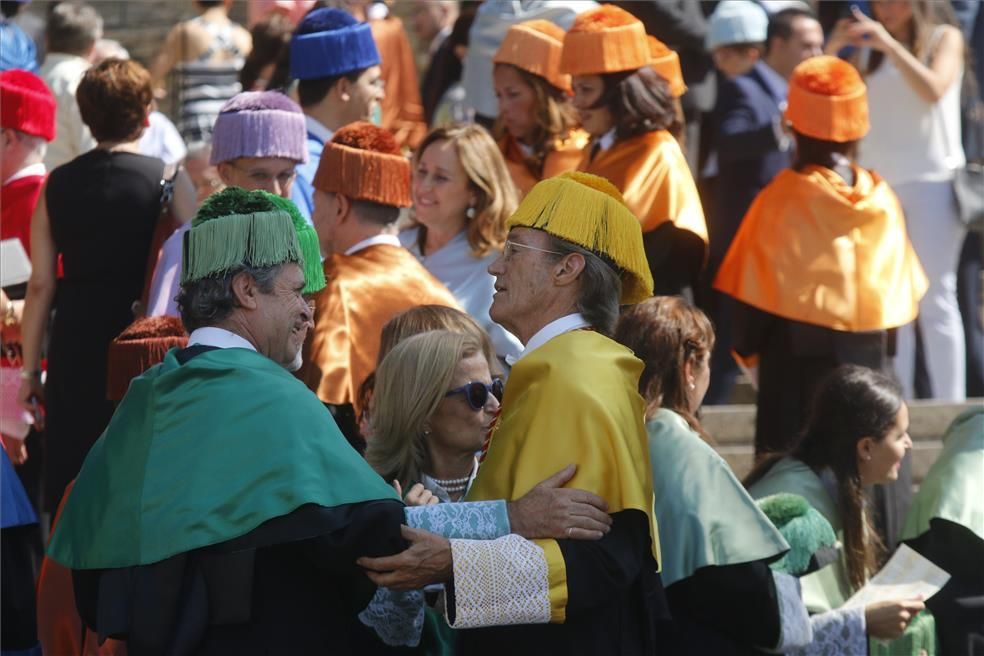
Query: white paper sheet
843 544 950 609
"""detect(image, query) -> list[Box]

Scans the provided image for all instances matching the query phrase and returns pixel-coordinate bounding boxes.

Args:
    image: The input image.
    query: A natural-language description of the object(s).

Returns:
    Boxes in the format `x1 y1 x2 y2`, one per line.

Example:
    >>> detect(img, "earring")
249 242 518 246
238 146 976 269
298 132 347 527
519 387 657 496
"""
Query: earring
689 381 696 390
466 206 476 219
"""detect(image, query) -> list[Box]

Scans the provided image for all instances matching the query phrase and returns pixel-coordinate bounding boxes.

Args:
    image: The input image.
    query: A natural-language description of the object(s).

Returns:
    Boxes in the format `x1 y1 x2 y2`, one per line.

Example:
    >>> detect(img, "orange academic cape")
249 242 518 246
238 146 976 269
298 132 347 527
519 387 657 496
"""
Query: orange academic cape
714 165 927 334
298 243 460 412
370 17 427 149
579 129 707 242
499 131 589 199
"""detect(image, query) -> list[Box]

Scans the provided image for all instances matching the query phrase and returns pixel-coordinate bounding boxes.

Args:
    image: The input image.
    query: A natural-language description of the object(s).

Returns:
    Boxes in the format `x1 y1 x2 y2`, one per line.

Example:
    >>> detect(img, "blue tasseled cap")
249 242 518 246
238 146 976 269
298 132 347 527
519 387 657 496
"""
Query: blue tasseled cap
289 8 381 81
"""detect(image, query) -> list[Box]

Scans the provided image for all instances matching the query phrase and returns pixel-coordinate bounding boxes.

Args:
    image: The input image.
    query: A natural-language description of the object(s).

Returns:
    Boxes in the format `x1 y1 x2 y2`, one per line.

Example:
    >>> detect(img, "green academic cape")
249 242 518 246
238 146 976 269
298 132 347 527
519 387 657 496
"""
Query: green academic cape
648 409 788 587
48 346 398 570
902 408 984 542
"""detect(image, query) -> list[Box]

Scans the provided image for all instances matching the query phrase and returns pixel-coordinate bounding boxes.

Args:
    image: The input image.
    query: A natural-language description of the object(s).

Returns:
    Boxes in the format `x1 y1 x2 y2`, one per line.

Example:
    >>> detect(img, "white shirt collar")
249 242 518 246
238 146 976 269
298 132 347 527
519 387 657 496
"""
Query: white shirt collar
3 162 46 186
187 327 257 352
509 312 590 365
305 115 334 145
597 129 617 153
343 233 402 256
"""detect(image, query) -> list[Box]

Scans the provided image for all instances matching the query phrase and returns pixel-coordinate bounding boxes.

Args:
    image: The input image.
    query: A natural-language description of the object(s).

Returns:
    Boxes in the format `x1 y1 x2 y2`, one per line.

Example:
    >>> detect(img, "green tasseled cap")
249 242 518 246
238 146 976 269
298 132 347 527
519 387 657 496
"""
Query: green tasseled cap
756 493 838 576
263 192 326 294
181 188 324 294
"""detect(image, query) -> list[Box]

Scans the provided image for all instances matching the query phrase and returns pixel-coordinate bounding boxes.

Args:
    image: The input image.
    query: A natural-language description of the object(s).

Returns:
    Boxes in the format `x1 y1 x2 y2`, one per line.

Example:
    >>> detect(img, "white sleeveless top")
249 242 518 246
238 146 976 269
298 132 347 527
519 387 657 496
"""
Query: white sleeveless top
859 27 965 185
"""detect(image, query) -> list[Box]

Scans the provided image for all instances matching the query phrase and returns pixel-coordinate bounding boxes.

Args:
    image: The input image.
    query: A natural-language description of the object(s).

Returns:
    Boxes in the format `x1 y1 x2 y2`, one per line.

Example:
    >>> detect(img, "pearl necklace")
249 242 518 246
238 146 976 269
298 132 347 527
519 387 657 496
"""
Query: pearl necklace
432 474 470 493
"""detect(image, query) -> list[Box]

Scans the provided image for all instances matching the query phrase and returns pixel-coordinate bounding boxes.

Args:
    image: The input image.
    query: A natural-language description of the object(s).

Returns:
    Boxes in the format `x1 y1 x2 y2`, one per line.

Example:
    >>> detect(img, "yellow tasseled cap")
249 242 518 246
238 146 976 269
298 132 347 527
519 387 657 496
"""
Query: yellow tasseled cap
506 172 654 304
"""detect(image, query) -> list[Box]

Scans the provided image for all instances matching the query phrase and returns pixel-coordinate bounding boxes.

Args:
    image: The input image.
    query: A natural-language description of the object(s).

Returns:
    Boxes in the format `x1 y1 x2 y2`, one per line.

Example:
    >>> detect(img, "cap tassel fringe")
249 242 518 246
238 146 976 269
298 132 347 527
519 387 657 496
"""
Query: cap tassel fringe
182 211 302 284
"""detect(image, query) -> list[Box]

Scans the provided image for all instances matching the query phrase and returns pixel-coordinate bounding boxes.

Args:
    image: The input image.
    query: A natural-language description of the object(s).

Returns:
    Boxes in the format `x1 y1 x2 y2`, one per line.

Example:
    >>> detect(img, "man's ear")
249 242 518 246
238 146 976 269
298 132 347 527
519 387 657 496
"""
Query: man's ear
230 270 260 310
553 252 586 288
216 161 234 186
335 75 352 102
335 193 352 224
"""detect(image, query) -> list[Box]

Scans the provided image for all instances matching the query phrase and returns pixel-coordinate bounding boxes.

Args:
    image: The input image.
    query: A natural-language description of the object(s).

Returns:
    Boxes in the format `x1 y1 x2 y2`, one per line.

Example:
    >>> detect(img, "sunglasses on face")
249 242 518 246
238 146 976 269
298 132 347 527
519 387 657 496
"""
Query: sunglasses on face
445 378 504 411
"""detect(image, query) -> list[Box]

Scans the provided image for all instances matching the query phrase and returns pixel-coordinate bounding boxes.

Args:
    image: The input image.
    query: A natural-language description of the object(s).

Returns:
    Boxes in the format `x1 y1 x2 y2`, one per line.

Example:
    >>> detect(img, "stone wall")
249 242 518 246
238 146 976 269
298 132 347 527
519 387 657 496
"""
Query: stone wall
22 1 248 118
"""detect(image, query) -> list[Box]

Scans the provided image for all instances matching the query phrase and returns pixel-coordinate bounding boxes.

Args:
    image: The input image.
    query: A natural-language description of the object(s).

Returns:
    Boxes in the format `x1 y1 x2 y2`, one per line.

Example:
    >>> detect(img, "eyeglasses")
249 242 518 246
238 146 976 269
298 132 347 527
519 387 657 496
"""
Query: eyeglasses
445 378 504 411
502 239 562 261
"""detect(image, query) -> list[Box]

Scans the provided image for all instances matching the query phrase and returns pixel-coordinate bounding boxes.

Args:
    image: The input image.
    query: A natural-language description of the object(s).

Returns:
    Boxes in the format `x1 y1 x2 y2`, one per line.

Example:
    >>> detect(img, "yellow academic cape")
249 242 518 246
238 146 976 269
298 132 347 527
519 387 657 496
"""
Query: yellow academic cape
714 165 927 334
298 244 459 411
579 129 707 242
371 17 427 149
467 330 659 622
499 130 589 199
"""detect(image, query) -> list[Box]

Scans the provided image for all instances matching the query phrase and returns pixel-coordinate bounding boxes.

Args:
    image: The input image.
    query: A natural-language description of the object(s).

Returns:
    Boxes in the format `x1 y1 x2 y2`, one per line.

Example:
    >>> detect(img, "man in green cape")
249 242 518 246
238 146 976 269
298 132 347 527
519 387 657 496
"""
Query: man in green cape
46 188 409 654
46 188 612 654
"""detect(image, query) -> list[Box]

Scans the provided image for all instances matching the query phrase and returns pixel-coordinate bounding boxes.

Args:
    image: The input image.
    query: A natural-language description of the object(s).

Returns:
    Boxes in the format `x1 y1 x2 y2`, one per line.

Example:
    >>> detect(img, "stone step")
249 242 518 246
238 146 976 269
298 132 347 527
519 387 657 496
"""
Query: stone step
701 399 983 482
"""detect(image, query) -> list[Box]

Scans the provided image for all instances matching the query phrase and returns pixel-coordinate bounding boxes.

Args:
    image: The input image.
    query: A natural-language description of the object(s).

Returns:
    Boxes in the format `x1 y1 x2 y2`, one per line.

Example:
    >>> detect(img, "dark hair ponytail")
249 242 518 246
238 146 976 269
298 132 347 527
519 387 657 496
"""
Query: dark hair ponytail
745 365 902 589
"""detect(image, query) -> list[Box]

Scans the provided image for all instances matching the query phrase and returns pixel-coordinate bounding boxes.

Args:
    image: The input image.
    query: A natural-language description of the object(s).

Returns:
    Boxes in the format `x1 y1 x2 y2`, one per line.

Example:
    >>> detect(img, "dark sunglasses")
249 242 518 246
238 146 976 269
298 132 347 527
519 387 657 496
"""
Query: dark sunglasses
445 378 504 411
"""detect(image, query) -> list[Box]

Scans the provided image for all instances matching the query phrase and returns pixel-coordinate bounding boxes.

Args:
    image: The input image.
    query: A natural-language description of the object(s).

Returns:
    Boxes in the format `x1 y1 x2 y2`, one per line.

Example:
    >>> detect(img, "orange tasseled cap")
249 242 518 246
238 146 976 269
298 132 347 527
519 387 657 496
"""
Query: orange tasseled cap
559 5 650 76
313 122 413 207
648 35 686 98
494 20 572 94
785 55 869 143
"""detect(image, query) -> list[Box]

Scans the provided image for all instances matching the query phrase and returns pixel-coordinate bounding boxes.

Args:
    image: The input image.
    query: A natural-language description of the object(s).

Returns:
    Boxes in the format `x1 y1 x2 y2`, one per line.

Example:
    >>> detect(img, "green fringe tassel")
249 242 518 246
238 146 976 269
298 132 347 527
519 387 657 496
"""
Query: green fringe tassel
756 493 837 576
264 193 326 294
181 210 302 284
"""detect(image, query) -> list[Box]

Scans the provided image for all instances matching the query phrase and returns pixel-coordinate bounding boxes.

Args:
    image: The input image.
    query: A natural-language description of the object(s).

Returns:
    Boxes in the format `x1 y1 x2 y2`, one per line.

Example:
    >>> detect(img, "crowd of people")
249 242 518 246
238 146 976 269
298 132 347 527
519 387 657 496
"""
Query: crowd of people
1 0 982 655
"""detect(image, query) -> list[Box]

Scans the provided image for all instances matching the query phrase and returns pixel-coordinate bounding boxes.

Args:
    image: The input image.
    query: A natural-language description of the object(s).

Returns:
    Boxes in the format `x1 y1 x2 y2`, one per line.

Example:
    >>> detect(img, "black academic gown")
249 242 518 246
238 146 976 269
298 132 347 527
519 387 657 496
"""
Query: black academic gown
664 560 781 656
454 510 669 656
70 347 409 656
904 519 984 655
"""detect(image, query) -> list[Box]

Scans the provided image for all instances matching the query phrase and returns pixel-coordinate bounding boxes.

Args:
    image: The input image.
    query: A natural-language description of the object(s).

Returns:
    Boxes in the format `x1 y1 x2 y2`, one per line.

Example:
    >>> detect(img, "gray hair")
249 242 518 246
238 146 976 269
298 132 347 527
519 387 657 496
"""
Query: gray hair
176 264 282 332
47 2 103 56
546 236 623 336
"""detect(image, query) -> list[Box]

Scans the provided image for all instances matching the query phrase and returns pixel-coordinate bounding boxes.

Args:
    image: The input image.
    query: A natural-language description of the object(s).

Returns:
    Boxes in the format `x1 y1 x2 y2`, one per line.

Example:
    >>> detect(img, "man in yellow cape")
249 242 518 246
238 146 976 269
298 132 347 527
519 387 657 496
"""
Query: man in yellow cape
297 121 459 448
359 172 666 655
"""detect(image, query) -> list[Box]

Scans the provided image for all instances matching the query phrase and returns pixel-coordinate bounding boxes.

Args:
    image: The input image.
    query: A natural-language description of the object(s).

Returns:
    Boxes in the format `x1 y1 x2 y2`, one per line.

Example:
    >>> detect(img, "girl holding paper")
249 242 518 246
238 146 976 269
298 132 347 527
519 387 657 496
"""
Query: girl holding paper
746 365 928 649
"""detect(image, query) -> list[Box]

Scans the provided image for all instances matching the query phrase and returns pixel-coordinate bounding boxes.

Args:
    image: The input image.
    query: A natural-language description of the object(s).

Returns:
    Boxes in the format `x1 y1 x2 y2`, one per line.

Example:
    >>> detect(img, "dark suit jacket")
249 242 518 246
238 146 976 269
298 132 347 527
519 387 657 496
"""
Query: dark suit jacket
708 61 792 263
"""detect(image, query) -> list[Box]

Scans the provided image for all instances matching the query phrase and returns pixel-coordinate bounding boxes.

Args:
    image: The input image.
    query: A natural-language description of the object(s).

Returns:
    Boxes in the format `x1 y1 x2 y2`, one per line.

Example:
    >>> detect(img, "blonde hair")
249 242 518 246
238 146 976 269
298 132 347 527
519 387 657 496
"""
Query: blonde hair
357 305 500 434
366 330 482 488
413 124 518 258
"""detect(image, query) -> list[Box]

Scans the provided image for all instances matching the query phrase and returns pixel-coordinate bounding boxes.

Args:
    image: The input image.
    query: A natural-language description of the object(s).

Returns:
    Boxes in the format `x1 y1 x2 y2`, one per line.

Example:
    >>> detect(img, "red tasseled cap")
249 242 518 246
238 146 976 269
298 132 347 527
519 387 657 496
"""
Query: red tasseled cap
313 122 412 207
106 316 188 402
0 69 56 142
331 121 401 155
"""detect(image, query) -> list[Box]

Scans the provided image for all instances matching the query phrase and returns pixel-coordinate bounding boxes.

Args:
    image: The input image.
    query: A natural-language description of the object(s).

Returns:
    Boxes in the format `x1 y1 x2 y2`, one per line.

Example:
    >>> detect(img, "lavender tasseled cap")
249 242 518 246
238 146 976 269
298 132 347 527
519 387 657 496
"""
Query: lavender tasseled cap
209 91 308 165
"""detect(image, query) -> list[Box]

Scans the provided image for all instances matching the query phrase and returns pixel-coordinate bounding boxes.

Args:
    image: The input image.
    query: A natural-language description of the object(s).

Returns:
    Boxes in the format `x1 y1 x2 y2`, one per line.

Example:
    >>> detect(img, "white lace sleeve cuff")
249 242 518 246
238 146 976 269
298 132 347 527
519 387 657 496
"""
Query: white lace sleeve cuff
788 606 866 656
446 534 552 628
358 587 425 647
764 571 812 652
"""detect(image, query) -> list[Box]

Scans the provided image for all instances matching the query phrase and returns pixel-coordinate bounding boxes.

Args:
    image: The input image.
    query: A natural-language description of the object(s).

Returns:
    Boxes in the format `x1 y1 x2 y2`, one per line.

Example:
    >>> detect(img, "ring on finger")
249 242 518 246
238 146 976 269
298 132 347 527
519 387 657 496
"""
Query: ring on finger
567 527 573 538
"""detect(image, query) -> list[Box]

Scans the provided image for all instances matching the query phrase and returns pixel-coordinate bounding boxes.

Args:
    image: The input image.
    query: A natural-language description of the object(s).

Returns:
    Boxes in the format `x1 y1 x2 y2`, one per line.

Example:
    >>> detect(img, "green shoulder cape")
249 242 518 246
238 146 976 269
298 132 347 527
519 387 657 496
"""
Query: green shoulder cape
902 407 984 542
48 347 397 569
648 409 788 587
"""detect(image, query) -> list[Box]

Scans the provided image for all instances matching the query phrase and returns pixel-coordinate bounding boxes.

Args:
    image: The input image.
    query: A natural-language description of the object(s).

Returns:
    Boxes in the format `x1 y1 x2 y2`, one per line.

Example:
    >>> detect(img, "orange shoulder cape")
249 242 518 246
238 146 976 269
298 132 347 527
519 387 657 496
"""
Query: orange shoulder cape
579 130 707 241
299 244 460 410
500 130 589 199
714 166 927 332
370 17 427 149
